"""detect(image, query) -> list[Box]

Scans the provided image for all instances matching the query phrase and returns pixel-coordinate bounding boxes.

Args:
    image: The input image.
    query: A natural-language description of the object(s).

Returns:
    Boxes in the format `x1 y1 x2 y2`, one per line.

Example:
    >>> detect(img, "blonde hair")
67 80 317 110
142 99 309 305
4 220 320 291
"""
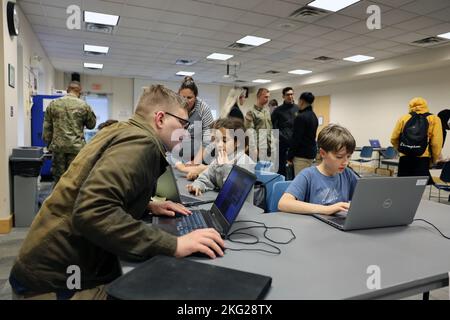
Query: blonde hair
135 84 187 119
221 87 246 118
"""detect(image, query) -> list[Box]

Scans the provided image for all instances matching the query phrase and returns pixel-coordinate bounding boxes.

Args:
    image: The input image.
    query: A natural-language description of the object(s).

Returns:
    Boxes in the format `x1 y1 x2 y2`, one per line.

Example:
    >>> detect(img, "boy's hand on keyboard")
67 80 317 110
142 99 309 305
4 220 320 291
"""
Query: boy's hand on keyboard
323 202 350 215
175 228 225 259
186 184 203 196
186 172 199 181
147 201 191 217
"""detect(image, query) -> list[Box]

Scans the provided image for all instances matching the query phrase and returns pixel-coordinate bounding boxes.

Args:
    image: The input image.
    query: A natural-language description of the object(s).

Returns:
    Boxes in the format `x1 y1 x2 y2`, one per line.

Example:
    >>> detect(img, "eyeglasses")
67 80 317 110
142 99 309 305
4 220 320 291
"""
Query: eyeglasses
165 112 190 129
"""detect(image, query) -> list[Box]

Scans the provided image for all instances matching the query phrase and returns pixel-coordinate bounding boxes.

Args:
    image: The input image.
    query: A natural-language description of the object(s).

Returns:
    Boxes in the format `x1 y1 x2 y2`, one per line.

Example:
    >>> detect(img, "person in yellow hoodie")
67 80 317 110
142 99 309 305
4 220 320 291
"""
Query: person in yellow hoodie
391 97 443 180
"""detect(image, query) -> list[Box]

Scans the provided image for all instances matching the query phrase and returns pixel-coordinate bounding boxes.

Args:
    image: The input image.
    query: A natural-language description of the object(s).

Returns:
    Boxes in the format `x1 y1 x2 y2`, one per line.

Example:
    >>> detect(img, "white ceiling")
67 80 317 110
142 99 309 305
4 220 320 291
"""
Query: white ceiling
17 0 450 86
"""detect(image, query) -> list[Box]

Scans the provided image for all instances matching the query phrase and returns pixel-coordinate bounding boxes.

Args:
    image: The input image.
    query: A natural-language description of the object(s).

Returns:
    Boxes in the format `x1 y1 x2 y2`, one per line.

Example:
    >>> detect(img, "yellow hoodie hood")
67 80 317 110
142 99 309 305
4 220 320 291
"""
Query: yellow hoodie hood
408 97 429 114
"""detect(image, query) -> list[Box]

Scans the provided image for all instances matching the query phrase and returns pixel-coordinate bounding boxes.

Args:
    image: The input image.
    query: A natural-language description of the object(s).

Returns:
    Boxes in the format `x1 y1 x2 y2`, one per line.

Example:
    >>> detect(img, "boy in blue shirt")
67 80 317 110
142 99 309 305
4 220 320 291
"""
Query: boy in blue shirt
278 124 358 215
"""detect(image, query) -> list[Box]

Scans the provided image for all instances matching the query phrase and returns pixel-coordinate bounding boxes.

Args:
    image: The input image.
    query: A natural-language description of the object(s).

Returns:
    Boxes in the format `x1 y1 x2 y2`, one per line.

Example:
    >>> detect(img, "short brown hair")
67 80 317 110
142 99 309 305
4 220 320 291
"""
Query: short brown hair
318 124 356 154
256 88 269 98
67 81 81 93
135 84 187 117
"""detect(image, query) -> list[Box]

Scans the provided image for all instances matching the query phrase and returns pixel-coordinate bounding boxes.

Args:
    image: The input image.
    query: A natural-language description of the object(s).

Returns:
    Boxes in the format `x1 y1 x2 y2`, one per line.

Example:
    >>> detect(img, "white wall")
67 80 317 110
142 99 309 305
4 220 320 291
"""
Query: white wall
1 0 18 221
17 4 56 146
58 73 134 122
134 78 231 119
290 65 450 158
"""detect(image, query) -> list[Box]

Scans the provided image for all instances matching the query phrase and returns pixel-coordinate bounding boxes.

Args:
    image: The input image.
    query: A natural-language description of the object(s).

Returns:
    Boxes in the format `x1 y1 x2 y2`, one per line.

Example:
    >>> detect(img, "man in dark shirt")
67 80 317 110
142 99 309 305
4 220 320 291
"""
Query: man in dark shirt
271 87 298 176
288 92 319 176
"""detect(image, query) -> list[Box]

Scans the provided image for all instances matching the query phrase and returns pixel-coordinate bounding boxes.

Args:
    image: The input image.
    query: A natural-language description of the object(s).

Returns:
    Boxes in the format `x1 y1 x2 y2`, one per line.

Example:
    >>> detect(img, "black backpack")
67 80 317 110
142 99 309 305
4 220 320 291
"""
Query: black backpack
398 112 431 157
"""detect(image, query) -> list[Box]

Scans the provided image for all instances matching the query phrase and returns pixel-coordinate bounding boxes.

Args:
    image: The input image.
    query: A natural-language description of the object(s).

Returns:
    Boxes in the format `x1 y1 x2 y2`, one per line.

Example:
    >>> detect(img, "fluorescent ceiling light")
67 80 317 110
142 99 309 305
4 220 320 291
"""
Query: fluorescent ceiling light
207 53 234 61
176 71 195 76
252 79 271 84
343 55 374 62
84 62 103 69
437 32 450 40
237 35 271 47
84 44 109 54
308 0 362 12
288 69 313 75
84 11 120 26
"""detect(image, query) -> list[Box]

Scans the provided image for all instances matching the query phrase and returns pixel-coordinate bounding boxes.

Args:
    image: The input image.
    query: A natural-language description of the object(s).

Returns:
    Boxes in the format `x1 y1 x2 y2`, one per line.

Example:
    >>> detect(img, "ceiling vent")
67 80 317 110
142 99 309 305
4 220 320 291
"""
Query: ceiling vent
227 42 255 51
85 22 114 34
289 6 329 22
265 70 281 74
411 36 448 47
84 51 107 57
175 59 197 66
314 56 335 61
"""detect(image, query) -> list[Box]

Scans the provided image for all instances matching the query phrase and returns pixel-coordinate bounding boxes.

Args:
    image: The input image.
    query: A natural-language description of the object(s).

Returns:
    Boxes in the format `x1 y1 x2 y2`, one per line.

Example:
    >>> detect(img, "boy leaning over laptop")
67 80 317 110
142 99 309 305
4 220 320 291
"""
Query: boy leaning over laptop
278 124 359 215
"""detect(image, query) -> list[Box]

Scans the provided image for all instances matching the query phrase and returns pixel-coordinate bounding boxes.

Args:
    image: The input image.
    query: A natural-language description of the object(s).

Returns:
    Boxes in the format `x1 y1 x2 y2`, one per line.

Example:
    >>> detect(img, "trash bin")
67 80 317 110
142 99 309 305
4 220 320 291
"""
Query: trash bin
10 147 44 227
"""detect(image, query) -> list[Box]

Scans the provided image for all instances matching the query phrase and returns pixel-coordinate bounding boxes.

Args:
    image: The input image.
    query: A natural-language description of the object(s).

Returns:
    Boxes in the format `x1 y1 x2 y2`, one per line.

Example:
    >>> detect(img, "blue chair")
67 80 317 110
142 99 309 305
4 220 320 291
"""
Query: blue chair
429 161 450 202
380 146 397 159
353 146 373 174
255 170 285 212
267 181 291 213
255 161 273 172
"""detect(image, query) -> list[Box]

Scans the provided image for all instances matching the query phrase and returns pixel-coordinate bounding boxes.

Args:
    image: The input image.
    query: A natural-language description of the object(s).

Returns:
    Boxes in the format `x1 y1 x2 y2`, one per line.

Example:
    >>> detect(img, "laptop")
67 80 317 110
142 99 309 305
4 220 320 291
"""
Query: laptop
313 176 428 231
106 255 272 300
369 139 381 148
156 165 214 207
153 165 256 238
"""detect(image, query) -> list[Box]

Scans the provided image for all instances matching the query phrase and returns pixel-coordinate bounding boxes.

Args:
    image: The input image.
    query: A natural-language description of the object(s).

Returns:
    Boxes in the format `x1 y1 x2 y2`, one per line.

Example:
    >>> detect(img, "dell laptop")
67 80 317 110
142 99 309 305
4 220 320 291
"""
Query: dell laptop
153 165 257 238
313 176 428 231
156 165 214 207
369 139 381 148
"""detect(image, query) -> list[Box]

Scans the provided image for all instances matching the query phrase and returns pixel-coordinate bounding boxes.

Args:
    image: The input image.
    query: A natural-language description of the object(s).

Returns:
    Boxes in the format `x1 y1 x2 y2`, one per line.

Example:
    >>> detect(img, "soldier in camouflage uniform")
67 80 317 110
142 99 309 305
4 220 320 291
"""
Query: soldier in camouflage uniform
43 81 96 184
245 88 274 161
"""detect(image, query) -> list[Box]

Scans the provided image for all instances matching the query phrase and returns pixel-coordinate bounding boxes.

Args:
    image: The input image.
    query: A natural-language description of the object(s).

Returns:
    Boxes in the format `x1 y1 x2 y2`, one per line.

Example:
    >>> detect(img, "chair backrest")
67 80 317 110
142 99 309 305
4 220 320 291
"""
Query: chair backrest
255 161 273 172
267 181 291 212
255 170 285 211
381 146 397 159
360 146 373 158
440 161 450 183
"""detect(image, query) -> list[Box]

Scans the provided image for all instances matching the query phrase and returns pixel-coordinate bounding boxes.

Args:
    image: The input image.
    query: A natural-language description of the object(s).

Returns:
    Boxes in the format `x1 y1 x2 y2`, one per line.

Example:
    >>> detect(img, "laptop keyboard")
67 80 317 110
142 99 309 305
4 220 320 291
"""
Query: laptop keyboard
180 194 198 203
176 211 208 235
330 216 346 225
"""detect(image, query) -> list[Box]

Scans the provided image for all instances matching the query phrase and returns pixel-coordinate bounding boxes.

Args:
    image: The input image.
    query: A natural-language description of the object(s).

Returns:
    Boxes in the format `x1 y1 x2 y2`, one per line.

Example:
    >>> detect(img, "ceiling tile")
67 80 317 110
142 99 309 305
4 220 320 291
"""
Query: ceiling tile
399 0 450 15
393 16 444 32
253 0 302 18
315 14 360 29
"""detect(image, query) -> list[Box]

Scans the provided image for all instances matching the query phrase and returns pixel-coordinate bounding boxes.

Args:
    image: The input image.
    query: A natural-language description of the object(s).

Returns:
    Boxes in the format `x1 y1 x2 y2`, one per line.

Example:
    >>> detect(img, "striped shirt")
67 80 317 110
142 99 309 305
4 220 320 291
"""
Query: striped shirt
187 97 214 147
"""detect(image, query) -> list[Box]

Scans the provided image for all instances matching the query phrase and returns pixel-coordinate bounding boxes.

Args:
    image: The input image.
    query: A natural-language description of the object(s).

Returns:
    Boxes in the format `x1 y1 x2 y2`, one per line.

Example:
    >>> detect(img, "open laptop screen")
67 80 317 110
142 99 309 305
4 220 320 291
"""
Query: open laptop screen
369 139 381 148
214 167 255 225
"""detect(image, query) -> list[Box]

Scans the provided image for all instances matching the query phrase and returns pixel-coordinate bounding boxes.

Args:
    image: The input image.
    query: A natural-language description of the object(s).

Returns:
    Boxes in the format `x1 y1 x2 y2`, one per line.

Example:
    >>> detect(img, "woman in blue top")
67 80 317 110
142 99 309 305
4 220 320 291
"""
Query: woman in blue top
278 124 358 215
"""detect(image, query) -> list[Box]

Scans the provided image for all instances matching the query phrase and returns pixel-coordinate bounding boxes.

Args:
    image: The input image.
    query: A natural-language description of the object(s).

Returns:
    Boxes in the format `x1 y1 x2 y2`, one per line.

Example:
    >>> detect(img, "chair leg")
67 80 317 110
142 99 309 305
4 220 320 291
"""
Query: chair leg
438 189 441 203
429 185 431 200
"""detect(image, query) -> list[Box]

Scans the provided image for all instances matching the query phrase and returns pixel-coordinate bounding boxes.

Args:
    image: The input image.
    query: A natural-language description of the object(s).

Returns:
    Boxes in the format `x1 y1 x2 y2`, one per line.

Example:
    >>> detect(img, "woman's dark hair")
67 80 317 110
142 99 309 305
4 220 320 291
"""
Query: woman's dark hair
179 76 198 97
